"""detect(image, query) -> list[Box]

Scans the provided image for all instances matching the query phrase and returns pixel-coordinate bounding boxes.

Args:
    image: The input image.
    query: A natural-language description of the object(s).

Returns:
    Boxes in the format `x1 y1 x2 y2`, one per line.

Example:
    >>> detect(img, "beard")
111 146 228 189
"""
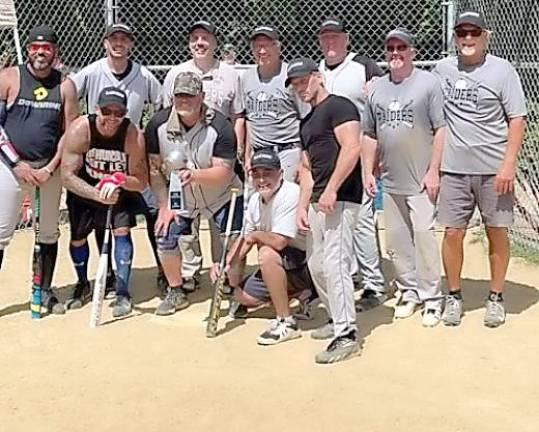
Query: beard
30 56 53 71
176 107 196 117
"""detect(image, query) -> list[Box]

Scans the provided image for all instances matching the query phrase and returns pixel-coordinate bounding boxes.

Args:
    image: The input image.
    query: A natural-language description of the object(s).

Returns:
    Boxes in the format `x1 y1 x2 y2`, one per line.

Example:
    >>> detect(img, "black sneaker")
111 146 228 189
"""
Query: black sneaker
315 330 360 364
112 295 132 318
41 289 66 315
157 271 168 296
65 281 91 310
182 278 200 293
228 299 248 319
155 287 190 316
356 289 387 312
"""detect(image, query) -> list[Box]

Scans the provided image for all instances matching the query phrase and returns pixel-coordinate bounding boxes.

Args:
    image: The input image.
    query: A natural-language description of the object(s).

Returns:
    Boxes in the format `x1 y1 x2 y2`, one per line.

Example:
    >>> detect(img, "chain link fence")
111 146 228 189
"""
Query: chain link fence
454 0 539 256
2 0 539 256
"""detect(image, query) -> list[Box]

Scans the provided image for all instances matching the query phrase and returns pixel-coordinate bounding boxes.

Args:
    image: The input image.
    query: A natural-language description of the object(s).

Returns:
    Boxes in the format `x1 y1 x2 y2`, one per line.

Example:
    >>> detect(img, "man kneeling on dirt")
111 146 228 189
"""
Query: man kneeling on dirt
216 149 315 346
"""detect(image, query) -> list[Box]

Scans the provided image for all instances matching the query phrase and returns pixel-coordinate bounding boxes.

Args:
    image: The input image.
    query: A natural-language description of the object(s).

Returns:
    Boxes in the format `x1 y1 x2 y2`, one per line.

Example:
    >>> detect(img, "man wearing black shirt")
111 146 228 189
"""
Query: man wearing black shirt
287 58 362 364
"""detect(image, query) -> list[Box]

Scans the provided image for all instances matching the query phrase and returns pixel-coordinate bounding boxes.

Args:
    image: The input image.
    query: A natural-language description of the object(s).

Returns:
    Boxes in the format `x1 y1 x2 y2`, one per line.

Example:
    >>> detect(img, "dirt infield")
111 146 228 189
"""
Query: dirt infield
1 223 538 432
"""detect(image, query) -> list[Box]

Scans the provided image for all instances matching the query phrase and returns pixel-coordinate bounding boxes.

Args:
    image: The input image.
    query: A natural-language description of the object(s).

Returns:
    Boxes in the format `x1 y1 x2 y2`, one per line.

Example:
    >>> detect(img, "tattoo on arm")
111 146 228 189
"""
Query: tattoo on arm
148 154 168 207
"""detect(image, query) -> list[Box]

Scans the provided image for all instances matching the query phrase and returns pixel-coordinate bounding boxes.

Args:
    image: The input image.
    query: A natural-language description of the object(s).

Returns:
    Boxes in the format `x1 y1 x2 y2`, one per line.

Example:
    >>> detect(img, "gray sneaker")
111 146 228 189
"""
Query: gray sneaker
155 287 189 316
182 278 200 293
315 331 360 364
65 281 91 310
484 300 506 328
112 296 132 318
41 289 66 315
442 295 463 326
356 290 387 312
311 320 334 340
228 299 248 319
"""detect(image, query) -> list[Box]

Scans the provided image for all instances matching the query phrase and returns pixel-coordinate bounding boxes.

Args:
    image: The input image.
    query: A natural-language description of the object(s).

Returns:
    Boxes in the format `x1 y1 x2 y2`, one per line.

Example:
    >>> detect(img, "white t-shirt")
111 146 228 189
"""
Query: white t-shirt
162 59 244 119
245 180 305 251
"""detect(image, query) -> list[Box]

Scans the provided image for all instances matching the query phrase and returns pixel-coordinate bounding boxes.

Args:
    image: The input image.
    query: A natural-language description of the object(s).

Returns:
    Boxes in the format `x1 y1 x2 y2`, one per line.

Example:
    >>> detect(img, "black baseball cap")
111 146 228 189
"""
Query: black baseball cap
285 57 319 86
28 25 58 44
189 20 216 35
250 149 281 170
385 28 415 46
97 87 128 109
105 23 134 40
454 10 487 29
319 18 346 33
250 25 279 41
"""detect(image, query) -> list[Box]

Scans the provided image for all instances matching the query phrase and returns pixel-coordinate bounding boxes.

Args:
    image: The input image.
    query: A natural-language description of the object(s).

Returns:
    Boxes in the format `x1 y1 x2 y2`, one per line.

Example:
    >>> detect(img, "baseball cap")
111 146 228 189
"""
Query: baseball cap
385 28 415 46
319 18 346 33
173 72 203 96
250 149 281 170
104 23 134 39
28 25 58 44
189 20 216 35
285 57 319 86
250 25 279 41
454 10 487 29
97 87 128 109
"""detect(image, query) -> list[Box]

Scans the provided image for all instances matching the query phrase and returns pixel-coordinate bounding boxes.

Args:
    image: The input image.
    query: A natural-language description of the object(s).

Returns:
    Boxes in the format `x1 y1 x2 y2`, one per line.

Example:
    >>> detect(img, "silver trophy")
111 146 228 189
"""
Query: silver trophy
164 149 188 213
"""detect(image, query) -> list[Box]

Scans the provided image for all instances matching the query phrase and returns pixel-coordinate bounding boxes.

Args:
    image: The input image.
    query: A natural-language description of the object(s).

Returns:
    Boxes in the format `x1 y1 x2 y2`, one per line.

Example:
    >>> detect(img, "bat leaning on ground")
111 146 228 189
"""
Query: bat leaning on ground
206 187 240 338
30 187 42 319
89 205 113 328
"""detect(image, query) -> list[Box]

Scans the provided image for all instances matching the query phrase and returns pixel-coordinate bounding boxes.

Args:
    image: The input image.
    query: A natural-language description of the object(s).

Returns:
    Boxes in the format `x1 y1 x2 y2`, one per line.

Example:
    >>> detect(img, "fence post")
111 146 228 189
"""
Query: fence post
442 0 456 56
105 0 115 26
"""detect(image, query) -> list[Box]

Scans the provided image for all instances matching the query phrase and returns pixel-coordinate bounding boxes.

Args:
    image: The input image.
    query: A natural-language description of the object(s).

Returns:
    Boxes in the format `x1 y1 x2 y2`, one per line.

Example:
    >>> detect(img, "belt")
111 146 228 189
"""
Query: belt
256 143 299 153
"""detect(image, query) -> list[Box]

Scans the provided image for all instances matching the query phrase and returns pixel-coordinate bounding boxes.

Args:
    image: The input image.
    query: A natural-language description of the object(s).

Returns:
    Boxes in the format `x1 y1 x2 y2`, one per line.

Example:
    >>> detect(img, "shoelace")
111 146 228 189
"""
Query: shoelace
487 300 504 316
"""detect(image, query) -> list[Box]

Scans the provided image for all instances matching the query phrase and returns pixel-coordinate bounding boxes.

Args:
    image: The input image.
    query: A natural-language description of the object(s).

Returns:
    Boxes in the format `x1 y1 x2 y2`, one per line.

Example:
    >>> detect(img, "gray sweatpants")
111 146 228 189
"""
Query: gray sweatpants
351 194 386 293
307 201 359 337
0 161 61 250
383 192 443 310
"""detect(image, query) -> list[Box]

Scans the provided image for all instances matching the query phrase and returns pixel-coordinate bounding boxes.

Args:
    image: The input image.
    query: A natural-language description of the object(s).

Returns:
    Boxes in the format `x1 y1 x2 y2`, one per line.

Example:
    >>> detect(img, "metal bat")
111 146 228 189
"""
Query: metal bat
206 188 240 338
30 187 42 319
89 205 113 328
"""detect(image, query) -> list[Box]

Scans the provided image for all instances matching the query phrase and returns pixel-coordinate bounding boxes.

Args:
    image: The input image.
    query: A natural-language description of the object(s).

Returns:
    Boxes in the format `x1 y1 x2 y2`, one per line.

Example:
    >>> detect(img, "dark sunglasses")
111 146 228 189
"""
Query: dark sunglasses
455 28 483 38
385 44 408 52
100 107 127 118
28 43 54 53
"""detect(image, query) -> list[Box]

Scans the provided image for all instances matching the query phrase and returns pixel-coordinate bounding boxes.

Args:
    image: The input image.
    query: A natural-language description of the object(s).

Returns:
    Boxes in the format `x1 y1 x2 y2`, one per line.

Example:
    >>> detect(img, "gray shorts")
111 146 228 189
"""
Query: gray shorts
438 173 514 228
243 247 313 302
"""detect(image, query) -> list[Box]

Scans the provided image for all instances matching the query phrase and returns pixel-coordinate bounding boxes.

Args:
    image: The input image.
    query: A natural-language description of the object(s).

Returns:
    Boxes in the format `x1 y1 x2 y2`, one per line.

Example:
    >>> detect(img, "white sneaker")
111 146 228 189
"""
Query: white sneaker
257 318 301 346
422 308 442 327
394 301 416 319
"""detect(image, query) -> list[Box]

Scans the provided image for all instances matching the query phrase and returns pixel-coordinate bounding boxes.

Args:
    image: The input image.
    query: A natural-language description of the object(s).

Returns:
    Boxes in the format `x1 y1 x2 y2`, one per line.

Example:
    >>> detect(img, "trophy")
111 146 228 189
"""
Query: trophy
164 149 188 213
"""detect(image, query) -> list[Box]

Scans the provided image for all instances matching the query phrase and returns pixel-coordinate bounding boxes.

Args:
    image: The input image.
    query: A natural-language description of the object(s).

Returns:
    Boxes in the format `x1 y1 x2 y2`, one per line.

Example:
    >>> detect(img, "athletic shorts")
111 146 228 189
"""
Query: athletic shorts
438 173 514 228
243 247 314 302
67 192 136 241
156 196 243 252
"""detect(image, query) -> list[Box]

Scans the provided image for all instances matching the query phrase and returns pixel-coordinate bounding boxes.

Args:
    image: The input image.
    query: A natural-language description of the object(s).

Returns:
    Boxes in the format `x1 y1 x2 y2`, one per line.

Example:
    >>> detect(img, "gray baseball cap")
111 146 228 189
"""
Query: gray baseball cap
285 57 319 86
454 10 487 29
385 28 415 46
173 72 203 96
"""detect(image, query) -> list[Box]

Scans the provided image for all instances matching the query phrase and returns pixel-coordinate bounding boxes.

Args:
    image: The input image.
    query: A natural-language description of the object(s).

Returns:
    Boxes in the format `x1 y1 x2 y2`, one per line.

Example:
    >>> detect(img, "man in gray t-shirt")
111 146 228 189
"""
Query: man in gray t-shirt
363 28 445 327
240 25 310 181
432 10 527 328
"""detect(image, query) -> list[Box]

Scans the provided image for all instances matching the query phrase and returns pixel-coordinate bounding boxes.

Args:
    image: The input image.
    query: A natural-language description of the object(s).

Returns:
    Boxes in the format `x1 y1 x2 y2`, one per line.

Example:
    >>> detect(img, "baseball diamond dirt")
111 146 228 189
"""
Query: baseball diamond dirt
0 221 538 431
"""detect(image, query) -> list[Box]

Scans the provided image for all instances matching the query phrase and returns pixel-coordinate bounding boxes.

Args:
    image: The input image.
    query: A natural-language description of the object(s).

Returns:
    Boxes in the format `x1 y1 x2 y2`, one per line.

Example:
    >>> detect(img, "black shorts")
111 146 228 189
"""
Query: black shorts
67 192 136 241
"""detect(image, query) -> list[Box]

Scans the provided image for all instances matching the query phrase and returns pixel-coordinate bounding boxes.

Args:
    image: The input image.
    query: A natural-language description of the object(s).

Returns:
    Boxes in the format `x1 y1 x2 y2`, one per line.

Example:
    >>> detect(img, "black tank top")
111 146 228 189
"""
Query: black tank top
79 114 130 188
4 64 62 161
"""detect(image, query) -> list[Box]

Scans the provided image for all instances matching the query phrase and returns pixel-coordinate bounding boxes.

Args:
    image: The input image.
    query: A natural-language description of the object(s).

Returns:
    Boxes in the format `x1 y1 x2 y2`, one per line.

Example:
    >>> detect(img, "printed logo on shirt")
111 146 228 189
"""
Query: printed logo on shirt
376 99 414 129
442 78 479 107
85 148 127 179
33 86 48 101
245 89 292 120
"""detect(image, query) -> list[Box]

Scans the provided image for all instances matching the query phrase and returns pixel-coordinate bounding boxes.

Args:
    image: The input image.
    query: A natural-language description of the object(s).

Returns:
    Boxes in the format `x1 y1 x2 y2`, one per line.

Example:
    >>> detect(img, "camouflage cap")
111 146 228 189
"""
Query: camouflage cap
173 72 203 96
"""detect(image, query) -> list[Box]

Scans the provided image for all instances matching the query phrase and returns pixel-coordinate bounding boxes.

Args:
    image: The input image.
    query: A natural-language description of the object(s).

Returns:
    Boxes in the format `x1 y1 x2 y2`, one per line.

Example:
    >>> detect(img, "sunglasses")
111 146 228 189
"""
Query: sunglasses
28 43 54 53
455 28 483 38
385 44 408 52
100 107 127 118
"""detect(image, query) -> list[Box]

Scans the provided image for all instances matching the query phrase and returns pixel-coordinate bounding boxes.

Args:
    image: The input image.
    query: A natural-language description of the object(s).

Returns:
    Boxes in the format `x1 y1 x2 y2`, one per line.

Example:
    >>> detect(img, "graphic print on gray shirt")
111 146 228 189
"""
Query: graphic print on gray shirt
362 68 445 195
433 54 527 175
241 62 310 150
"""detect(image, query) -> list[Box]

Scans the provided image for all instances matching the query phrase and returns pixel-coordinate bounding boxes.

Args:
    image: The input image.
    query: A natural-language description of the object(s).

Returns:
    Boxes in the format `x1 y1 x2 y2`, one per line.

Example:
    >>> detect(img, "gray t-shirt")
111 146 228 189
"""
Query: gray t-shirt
70 58 162 126
362 68 445 195
433 54 527 174
241 62 310 150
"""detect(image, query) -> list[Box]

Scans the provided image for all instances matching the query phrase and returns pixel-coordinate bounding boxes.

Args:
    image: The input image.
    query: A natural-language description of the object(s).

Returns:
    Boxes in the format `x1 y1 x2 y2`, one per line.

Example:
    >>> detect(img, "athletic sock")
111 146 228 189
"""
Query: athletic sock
114 233 133 297
488 291 503 302
39 242 58 290
449 290 463 300
69 242 89 284
145 211 160 266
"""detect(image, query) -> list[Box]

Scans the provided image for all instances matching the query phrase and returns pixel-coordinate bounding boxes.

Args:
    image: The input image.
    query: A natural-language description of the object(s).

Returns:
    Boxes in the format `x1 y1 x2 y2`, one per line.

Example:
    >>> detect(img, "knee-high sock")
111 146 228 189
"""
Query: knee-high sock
114 233 133 297
39 242 58 290
145 212 161 270
95 228 114 281
0 249 4 270
70 242 89 284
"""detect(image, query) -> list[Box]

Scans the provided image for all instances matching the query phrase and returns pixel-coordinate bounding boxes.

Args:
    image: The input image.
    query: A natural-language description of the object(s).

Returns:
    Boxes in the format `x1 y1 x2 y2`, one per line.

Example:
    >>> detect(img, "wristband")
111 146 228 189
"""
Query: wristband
0 127 21 168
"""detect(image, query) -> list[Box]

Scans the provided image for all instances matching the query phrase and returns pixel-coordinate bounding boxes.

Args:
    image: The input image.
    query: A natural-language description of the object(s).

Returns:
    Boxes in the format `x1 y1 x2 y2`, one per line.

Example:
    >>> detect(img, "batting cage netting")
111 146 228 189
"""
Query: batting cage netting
1 0 538 256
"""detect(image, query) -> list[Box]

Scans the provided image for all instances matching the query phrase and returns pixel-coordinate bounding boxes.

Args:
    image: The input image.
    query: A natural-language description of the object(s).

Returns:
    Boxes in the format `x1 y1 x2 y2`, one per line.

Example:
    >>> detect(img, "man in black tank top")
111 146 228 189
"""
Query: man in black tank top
0 25 78 314
61 88 148 318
